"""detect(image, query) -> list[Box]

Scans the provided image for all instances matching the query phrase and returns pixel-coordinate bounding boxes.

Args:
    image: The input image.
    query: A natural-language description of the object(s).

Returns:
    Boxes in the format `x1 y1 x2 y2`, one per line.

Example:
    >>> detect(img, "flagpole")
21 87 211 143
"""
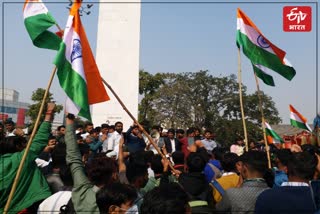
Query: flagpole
101 78 177 172
237 48 249 152
253 73 272 169
4 67 57 213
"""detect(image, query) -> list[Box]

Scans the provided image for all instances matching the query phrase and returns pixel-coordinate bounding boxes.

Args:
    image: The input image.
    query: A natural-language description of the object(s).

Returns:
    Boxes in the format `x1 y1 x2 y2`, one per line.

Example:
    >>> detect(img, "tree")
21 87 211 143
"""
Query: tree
26 88 63 131
138 70 281 146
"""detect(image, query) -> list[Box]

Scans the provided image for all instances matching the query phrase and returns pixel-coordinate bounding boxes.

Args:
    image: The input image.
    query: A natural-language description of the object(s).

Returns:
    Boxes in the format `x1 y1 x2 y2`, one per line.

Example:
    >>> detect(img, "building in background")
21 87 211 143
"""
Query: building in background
0 88 30 127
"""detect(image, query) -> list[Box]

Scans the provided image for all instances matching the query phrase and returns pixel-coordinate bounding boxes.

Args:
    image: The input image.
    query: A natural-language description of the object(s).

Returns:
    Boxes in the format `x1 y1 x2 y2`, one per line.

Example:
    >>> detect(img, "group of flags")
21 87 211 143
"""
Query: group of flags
23 0 109 121
24 1 311 144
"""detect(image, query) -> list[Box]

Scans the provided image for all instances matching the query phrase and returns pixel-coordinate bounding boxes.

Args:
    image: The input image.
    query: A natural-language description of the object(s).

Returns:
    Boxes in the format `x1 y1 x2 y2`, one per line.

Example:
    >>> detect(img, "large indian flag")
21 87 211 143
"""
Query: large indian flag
23 0 61 50
265 122 284 144
236 8 296 86
289 105 312 132
54 1 110 121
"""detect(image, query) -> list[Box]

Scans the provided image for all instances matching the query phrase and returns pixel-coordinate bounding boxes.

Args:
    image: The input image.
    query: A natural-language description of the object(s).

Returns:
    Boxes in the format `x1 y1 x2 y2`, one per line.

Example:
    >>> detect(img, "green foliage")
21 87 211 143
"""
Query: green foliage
26 88 63 131
138 70 281 147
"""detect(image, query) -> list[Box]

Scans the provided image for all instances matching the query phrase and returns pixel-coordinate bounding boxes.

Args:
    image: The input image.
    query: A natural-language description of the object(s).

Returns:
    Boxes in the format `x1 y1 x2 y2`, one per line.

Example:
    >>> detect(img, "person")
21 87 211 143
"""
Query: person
56 125 66 144
216 151 269 213
164 128 181 154
0 103 55 213
141 182 190 214
81 122 94 139
255 151 318 214
273 149 291 187
106 121 123 155
64 113 118 213
179 128 195 158
172 151 186 173
100 123 109 152
201 130 217 153
125 124 146 153
4 120 16 136
96 182 138 214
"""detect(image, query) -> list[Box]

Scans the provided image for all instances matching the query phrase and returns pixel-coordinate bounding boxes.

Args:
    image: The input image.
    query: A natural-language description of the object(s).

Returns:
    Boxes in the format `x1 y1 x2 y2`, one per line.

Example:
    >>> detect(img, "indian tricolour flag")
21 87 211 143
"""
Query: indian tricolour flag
23 0 61 50
289 105 312 132
54 1 110 121
236 8 296 86
265 122 284 144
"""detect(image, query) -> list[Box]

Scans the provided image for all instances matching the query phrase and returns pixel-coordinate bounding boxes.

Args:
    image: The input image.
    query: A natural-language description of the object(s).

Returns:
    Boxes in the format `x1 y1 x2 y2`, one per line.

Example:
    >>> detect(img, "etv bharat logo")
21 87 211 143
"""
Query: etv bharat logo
283 6 311 32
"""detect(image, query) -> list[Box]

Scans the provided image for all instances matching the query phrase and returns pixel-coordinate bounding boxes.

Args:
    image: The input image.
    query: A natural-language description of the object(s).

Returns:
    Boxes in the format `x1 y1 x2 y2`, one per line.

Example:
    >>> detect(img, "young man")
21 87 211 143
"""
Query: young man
255 152 318 214
201 130 217 153
126 124 146 153
216 151 269 213
106 121 123 155
164 128 181 154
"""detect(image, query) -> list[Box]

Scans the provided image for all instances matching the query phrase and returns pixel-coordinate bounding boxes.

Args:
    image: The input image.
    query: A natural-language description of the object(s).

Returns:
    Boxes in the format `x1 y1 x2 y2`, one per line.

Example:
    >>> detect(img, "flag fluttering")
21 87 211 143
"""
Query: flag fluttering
289 105 312 132
236 8 296 86
265 122 284 144
54 0 110 121
23 0 61 50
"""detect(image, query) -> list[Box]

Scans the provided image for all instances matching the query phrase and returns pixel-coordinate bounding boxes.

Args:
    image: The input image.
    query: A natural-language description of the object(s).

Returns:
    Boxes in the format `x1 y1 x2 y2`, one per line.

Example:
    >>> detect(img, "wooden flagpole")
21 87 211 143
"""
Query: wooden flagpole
3 66 57 213
253 73 272 169
237 48 249 152
101 78 176 172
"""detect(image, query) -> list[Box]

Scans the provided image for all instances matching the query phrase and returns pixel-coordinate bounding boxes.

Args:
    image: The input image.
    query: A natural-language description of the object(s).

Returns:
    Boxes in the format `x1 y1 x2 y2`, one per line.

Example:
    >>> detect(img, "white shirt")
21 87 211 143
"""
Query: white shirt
38 191 72 214
281 181 309 187
106 131 122 154
170 139 176 153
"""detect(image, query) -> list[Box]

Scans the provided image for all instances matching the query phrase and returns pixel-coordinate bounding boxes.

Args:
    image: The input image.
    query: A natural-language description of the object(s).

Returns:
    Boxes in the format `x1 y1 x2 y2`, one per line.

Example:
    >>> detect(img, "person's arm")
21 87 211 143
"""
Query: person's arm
160 158 170 186
89 140 103 152
118 136 126 173
28 103 55 158
65 114 90 188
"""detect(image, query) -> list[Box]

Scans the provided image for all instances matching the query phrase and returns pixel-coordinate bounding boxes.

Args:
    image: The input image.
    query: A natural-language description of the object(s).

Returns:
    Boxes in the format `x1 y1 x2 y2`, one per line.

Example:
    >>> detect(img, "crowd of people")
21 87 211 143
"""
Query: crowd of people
1 103 320 213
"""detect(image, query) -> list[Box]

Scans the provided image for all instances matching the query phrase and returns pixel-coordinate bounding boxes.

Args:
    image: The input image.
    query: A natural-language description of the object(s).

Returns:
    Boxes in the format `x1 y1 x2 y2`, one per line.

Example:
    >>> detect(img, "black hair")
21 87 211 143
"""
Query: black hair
172 151 184 165
275 149 292 167
204 130 212 134
109 125 115 130
101 123 109 129
176 129 185 135
212 147 226 161
186 128 195 136
59 165 74 187
151 154 163 174
141 183 189 214
144 150 155 164
167 128 175 134
85 156 118 186
51 143 67 169
186 152 206 173
239 151 268 175
96 182 137 214
48 134 56 140
114 121 123 126
0 136 27 154
221 152 239 172
4 120 14 125
126 162 148 184
287 151 318 181
57 125 65 131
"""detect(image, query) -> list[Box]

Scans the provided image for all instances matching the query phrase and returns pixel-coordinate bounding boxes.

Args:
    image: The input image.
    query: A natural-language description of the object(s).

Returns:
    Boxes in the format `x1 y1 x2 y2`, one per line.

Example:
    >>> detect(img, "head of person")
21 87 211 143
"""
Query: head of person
176 129 185 139
151 154 163 175
0 136 27 154
212 147 226 161
51 142 67 169
287 151 318 182
109 125 115 133
0 123 4 133
186 128 195 138
194 127 201 137
57 125 66 136
115 122 123 134
275 149 292 173
141 182 190 214
47 135 57 148
239 151 268 180
85 156 118 187
126 162 148 189
204 130 212 140
186 152 207 173
100 123 109 134
221 152 239 173
89 128 99 141
172 151 185 165
167 128 175 139
96 182 137 214
131 125 140 136
76 124 84 134
84 122 94 133
5 120 15 132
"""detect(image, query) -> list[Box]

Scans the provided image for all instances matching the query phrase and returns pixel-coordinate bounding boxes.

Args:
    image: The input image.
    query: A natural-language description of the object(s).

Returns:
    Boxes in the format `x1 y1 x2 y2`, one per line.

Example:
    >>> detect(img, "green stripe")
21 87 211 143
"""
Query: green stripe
54 42 91 121
290 119 308 130
265 128 283 143
236 31 296 81
252 64 275 86
24 13 61 50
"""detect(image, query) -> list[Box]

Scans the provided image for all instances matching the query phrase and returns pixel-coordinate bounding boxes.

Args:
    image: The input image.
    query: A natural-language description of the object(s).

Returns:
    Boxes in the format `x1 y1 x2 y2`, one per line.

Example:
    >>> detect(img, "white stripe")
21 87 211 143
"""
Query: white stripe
237 18 293 67
290 112 305 123
65 97 80 116
237 18 275 55
23 0 48 19
254 64 273 76
264 122 272 130
62 15 86 82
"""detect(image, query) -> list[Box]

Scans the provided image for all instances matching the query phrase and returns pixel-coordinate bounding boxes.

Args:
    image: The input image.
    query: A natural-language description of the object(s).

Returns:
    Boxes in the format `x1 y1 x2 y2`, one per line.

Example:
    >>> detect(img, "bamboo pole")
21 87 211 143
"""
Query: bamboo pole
253 73 272 169
237 48 249 152
101 78 176 171
4 67 57 213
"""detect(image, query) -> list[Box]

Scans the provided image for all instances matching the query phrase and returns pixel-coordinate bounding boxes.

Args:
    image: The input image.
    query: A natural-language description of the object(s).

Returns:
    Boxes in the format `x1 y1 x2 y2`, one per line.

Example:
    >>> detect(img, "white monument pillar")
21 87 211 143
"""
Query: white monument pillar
94 1 141 129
